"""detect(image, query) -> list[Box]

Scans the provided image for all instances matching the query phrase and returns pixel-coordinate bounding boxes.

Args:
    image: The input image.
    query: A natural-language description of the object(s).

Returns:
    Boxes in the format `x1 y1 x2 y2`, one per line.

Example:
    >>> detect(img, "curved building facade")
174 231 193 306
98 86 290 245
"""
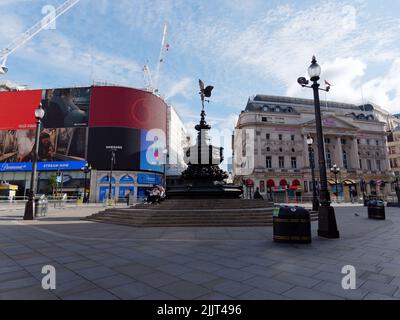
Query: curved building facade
0 85 168 202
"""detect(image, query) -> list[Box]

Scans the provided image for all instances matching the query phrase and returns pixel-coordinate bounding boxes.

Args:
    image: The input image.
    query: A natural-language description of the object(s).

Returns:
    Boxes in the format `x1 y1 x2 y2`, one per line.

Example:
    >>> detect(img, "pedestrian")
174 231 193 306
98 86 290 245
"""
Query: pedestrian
254 187 263 200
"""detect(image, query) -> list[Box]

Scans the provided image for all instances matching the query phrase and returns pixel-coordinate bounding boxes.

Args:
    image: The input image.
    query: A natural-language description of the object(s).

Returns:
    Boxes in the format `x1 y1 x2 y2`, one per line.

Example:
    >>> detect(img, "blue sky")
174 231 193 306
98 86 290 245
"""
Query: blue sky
1 0 400 137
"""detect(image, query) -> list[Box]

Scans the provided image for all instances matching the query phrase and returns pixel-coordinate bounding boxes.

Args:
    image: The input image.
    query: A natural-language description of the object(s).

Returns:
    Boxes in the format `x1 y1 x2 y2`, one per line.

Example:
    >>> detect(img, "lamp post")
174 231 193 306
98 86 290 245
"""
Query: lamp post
331 164 341 203
108 150 116 202
361 178 367 206
24 104 45 220
307 135 320 211
162 148 168 189
82 163 92 203
298 56 340 239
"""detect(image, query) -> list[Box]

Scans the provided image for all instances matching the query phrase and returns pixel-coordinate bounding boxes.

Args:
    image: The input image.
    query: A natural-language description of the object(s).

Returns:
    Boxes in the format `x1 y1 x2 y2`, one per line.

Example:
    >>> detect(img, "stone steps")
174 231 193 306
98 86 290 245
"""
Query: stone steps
133 200 275 210
86 207 318 228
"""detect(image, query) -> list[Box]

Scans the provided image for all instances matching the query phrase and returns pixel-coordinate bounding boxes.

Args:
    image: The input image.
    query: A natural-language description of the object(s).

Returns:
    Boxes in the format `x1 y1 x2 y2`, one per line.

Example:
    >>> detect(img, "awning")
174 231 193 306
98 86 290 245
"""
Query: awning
289 185 302 191
342 179 356 185
273 185 288 192
0 184 18 191
328 179 336 185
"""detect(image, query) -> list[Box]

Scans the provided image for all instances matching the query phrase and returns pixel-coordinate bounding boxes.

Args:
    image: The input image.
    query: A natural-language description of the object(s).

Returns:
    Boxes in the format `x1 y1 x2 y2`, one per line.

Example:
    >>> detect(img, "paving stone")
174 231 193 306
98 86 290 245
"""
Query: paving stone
283 286 343 300
238 288 289 300
202 279 254 298
240 265 282 278
114 263 157 277
138 271 180 288
0 276 40 292
214 268 255 282
273 272 322 289
156 263 194 276
159 280 211 300
364 293 399 300
109 282 157 299
185 261 224 273
0 285 59 300
138 291 178 300
178 270 219 285
313 281 369 300
63 288 119 300
91 274 136 289
74 266 117 281
360 280 399 296
359 271 395 284
244 276 294 294
54 279 99 297
270 262 319 277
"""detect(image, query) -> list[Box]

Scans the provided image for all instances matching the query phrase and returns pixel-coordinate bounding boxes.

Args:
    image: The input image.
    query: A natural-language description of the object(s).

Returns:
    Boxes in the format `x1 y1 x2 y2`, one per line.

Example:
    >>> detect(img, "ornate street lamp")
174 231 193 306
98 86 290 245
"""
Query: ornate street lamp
82 163 92 203
307 135 320 211
298 56 340 239
162 148 168 189
330 164 341 203
24 104 45 220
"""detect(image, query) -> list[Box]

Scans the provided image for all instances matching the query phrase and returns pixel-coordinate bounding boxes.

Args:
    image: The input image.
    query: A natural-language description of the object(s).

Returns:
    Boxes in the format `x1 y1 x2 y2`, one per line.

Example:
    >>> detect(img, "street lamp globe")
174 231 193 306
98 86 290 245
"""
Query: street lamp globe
34 105 45 120
308 56 321 80
306 135 314 146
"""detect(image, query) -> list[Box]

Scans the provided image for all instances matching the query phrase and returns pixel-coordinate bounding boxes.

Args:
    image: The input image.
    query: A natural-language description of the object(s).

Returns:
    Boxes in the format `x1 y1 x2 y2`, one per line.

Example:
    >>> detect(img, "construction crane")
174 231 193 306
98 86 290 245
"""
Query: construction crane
0 0 81 75
143 22 169 94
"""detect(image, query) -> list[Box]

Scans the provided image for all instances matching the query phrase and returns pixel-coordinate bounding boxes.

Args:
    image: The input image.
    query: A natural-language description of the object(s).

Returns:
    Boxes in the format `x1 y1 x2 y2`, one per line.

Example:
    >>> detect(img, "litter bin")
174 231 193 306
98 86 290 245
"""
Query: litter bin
273 206 311 244
368 199 385 220
35 196 48 217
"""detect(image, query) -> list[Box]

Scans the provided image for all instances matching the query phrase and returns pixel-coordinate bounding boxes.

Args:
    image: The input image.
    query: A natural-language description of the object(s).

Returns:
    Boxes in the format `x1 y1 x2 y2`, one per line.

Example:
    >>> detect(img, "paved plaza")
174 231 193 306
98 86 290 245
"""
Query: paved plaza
1 204 400 300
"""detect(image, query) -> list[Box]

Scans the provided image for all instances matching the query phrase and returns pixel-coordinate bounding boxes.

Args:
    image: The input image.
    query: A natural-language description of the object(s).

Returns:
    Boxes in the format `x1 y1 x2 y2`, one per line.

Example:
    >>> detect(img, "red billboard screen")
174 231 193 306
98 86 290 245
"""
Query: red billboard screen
89 86 167 132
0 90 42 130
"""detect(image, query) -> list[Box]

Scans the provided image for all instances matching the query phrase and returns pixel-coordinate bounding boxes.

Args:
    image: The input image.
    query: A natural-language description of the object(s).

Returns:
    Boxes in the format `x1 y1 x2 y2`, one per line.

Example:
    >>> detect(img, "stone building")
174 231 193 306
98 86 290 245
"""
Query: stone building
233 95 394 202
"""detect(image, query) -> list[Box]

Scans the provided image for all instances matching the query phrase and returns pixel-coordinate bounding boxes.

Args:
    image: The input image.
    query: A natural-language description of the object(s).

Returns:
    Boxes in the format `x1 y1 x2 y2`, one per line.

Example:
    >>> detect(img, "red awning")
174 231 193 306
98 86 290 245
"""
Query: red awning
267 179 275 188
279 179 288 186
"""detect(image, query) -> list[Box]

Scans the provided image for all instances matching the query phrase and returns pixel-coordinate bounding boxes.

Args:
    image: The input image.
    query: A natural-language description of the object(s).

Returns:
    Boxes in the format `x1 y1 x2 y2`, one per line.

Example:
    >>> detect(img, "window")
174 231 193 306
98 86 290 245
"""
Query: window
266 156 272 169
266 134 270 140
341 139 346 145
367 159 372 171
291 157 297 169
357 139 360 145
359 159 363 169
291 135 295 141
262 117 267 122
279 156 285 169
267 147 270 152
376 160 381 172
279 134 283 141
376 140 379 146
367 139 370 145
304 181 309 193
292 148 296 153
343 150 348 169
279 148 283 152
325 138 331 144
326 150 332 168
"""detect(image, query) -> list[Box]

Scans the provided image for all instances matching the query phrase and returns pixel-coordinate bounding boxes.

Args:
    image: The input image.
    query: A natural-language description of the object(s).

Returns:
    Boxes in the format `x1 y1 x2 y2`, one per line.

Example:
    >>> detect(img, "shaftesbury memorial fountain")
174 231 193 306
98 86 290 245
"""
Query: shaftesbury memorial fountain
166 80 243 199
87 81 284 227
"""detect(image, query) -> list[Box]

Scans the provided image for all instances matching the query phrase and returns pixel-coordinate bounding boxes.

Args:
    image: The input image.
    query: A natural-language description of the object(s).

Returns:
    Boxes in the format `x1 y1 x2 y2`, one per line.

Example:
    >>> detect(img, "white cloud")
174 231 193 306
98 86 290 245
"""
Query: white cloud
165 77 194 100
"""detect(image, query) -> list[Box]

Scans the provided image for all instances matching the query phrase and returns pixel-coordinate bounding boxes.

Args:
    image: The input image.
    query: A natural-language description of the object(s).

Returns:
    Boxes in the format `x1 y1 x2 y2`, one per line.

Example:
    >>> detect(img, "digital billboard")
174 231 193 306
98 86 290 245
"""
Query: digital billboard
41 87 91 128
140 129 165 172
0 87 91 171
0 90 42 130
89 86 167 132
0 85 167 173
87 127 141 171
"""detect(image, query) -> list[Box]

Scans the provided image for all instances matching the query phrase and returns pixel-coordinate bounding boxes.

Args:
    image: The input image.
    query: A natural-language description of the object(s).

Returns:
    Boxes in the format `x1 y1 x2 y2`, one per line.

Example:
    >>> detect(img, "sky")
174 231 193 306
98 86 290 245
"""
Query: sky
1 0 400 147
